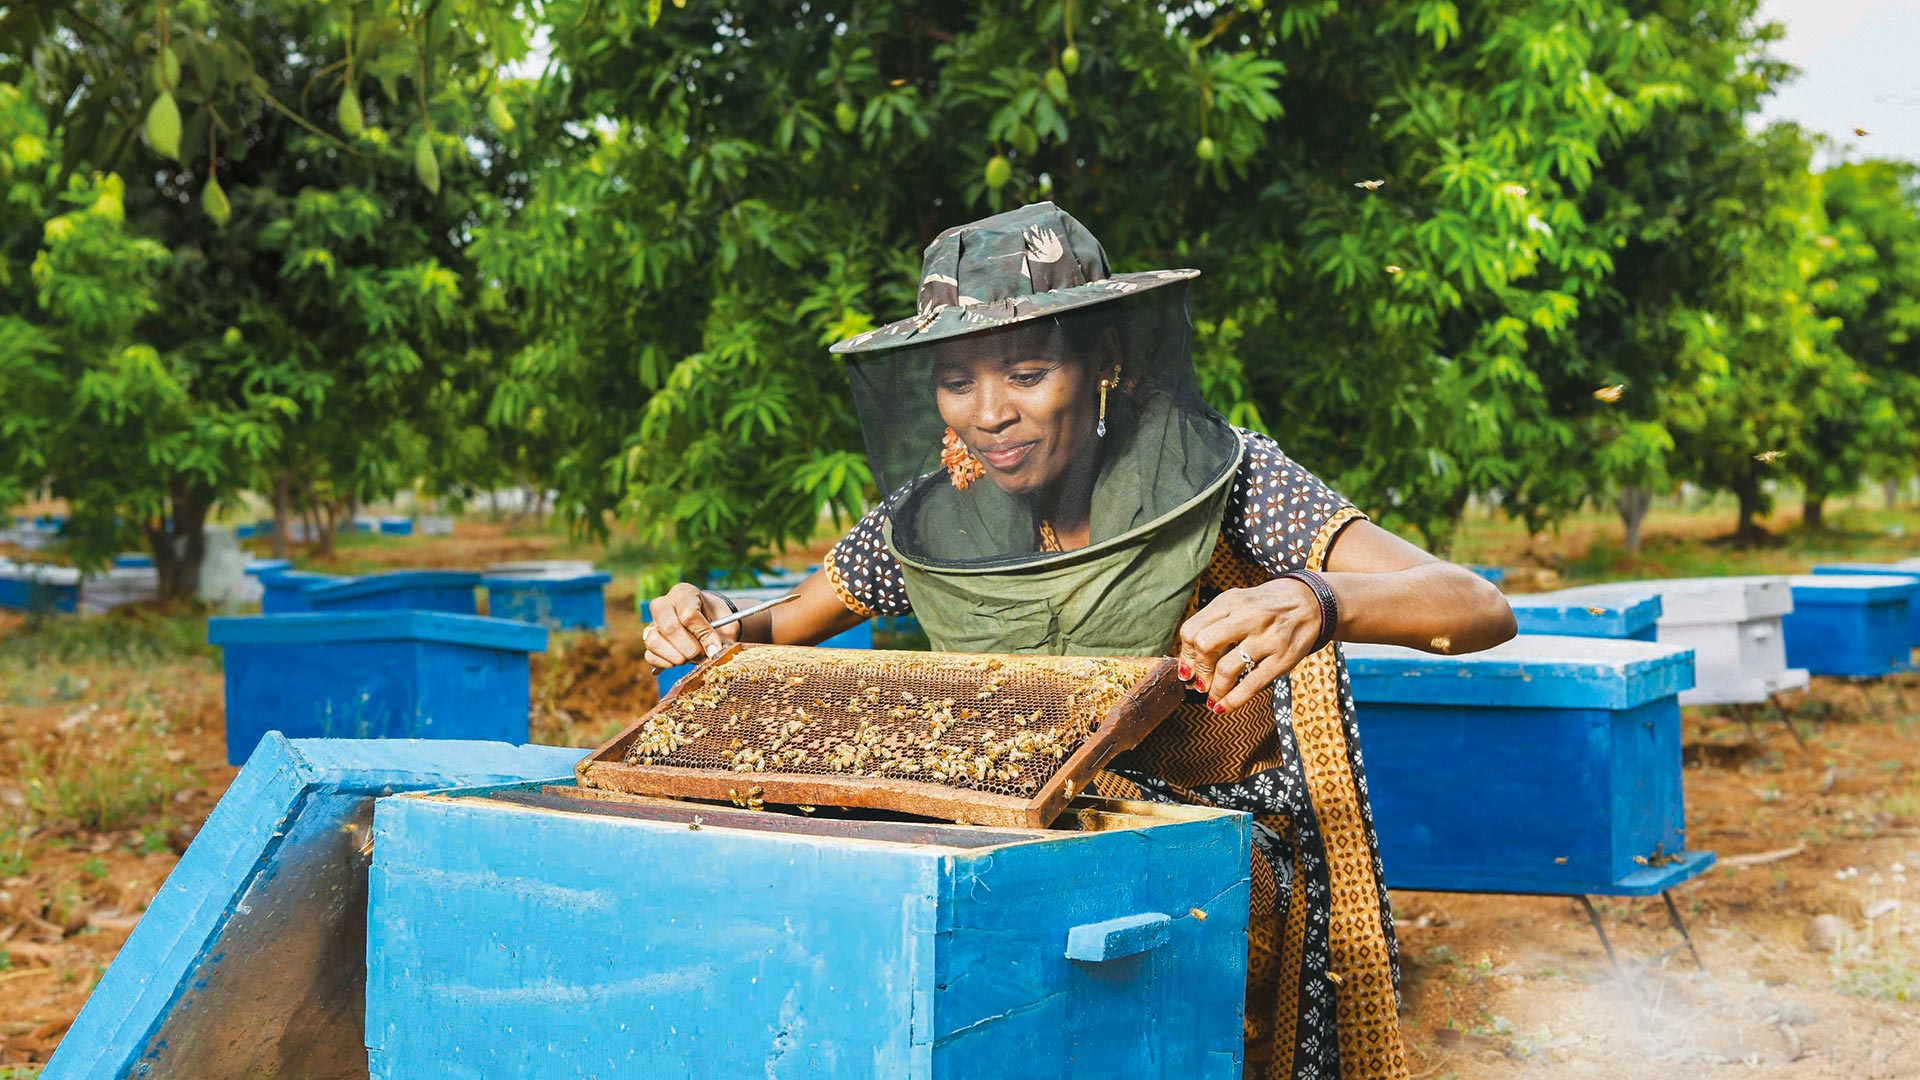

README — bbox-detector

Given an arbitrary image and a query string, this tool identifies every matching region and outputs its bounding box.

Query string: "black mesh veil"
[841,282,1240,570]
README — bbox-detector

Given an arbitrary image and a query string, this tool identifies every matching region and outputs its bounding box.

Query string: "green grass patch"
[0,610,214,669]
[18,716,195,833]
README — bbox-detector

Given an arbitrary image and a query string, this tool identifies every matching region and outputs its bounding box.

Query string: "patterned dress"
[825,430,1410,1079]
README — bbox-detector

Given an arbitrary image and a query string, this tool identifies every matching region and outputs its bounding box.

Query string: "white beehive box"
[1527,577,1808,706]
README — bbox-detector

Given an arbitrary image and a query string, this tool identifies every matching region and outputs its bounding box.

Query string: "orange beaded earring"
[941,427,987,490]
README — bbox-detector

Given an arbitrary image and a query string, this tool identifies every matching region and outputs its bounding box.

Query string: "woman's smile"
[976,440,1038,470]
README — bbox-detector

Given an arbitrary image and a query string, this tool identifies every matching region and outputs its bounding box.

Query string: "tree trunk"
[1802,492,1825,530]
[1614,486,1652,555]
[270,473,291,560]
[1733,469,1767,546]
[147,481,211,601]
[1887,478,1902,510]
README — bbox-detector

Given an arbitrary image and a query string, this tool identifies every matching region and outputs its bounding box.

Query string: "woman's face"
[933,346,1104,496]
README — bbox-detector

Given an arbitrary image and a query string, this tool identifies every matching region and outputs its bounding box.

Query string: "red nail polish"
[1178,662,1192,680]
[1193,680,1207,694]
[1210,700,1226,715]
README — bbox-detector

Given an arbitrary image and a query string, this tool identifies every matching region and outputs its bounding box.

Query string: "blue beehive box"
[209,611,547,764]
[304,570,480,615]
[378,515,414,536]
[113,552,155,569]
[1812,563,1920,648]
[1347,635,1713,896]
[42,736,586,1080]
[1783,574,1918,677]
[483,571,612,631]
[645,584,874,695]
[0,562,81,613]
[257,568,348,614]
[1470,564,1506,586]
[1509,589,1663,641]
[244,557,293,579]
[366,783,1250,1079]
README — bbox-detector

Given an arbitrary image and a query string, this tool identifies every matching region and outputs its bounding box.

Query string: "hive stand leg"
[1730,703,1762,743]
[1659,890,1706,971]
[1777,708,1810,752]
[1577,895,1626,982]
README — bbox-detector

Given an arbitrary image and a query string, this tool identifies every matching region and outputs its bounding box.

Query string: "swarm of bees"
[622,646,1150,798]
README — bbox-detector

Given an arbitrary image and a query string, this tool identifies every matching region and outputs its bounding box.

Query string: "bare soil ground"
[1,511,1916,1074]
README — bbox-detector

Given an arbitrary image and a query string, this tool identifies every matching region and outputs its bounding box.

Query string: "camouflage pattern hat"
[829,201,1200,355]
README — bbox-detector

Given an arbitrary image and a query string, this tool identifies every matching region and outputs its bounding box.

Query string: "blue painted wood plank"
[1357,695,1711,896]
[1784,574,1917,677]
[1508,591,1663,641]
[304,571,481,615]
[367,794,942,1079]
[365,790,1248,1080]
[42,736,586,1080]
[483,572,612,631]
[257,570,348,614]
[1813,563,1920,647]
[1344,636,1695,710]
[211,613,546,764]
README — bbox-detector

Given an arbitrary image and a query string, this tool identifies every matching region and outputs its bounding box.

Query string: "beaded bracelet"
[1277,569,1339,654]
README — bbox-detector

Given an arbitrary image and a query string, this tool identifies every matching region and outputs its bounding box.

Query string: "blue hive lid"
[209,610,547,653]
[482,571,612,589]
[1507,590,1662,638]
[1812,562,1920,581]
[302,570,481,603]
[1789,574,1920,604]
[1345,635,1695,710]
[243,558,293,576]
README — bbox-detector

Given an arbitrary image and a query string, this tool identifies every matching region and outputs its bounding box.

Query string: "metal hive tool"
[576,643,1185,828]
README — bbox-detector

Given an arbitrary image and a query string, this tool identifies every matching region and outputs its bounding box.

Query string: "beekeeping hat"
[832,202,1240,576]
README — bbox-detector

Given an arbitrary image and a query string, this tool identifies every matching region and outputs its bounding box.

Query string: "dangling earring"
[1097,364,1123,437]
[941,427,986,490]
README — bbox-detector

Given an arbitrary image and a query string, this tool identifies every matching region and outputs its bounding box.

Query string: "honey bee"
[1189,907,1209,921]
[1354,179,1386,191]
[1854,126,1870,137]
[689,816,704,831]
[1429,635,1452,652]
[1325,971,1344,986]
[1502,184,1528,197]
[1585,607,1608,616]
[1554,856,1567,864]
[1592,384,1625,403]
[1384,265,1403,275]
[1754,450,1784,464]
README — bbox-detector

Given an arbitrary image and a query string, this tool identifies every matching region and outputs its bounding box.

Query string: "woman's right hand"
[642,583,738,670]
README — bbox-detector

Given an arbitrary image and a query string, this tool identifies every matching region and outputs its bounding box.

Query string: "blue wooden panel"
[259,570,347,614]
[1470,565,1505,586]
[365,790,1248,1080]
[1344,636,1695,711]
[41,736,586,1080]
[0,574,79,613]
[211,613,546,764]
[484,572,612,631]
[1784,575,1917,677]
[367,794,941,1079]
[114,553,155,569]
[1811,564,1920,648]
[244,557,293,578]
[1509,592,1663,641]
[377,516,414,536]
[1358,697,1713,896]
[305,570,481,615]
[937,814,1248,1080]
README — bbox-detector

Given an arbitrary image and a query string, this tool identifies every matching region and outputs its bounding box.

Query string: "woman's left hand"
[1176,578,1326,714]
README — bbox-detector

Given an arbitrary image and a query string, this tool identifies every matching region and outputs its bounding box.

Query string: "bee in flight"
[1593,384,1625,403]
[1754,450,1785,464]
[1354,179,1386,191]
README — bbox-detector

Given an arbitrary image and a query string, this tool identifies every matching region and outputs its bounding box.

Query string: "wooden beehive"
[576,643,1184,828]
